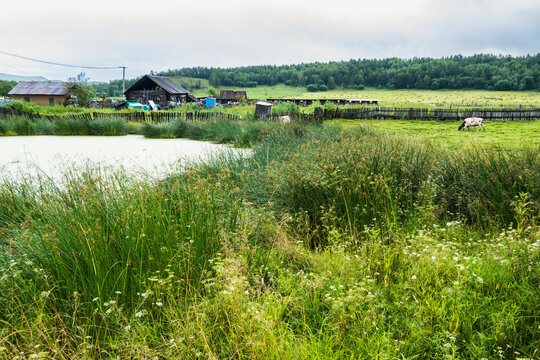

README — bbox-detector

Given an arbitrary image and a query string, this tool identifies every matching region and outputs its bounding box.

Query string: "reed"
[0,122,538,358]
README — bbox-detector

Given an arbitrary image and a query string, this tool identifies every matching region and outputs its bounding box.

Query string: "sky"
[1,0,539,82]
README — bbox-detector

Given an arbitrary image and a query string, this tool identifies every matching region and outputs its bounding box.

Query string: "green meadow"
[179,77,540,107]
[0,119,538,358]
[335,119,540,149]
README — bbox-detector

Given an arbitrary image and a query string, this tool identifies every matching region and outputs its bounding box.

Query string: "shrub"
[306,84,319,92]
[271,102,300,115]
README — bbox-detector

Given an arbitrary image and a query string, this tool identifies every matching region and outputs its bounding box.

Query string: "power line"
[0,50,124,70]
[0,50,128,99]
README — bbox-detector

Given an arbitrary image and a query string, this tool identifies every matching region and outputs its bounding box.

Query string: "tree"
[0,80,16,96]
[66,72,94,107]
[208,86,219,97]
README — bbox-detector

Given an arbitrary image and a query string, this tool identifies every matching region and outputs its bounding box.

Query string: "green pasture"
[335,119,540,149]
[178,77,540,106]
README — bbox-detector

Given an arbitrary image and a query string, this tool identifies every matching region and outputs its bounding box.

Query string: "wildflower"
[115,291,121,294]
[40,291,51,298]
[124,325,131,331]
[135,310,147,318]
[476,276,484,284]
[155,302,163,307]
[244,290,249,295]
[411,275,417,280]
[92,297,99,302]
[431,256,436,261]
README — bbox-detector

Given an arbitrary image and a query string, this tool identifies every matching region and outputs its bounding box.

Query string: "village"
[3,73,379,114]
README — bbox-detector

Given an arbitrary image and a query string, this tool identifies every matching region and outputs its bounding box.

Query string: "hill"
[0,73,48,82]
[158,54,540,92]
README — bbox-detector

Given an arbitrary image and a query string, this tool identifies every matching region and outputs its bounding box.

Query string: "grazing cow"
[280,115,291,124]
[458,117,485,131]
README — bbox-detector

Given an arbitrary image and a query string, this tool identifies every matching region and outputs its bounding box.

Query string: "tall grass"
[0,168,242,346]
[0,123,538,358]
[0,116,127,136]
[141,119,296,147]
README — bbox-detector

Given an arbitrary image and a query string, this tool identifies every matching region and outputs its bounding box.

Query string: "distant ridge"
[0,73,48,82]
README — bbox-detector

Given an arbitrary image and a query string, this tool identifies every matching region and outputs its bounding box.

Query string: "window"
[49,97,54,105]
[24,97,30,102]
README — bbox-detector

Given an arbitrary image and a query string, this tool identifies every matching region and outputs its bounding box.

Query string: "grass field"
[177,77,540,107]
[335,119,540,149]
[0,121,539,358]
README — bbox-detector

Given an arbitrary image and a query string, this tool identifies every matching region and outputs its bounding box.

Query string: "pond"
[0,135,248,184]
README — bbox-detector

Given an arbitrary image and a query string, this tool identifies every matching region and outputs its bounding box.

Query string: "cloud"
[1,0,538,81]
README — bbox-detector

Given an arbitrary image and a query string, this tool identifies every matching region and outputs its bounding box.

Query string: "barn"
[219,90,247,105]
[8,81,68,105]
[124,75,196,108]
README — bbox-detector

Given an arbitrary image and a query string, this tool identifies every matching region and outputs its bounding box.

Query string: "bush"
[271,102,300,115]
[318,84,328,92]
[306,84,319,92]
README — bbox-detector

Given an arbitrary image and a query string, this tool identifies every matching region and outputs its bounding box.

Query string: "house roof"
[125,75,190,95]
[8,81,67,96]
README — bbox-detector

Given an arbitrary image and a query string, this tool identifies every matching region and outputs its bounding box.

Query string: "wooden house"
[124,75,196,108]
[8,81,68,105]
[219,90,247,104]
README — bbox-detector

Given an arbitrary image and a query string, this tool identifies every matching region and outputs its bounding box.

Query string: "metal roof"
[125,75,190,95]
[8,81,67,96]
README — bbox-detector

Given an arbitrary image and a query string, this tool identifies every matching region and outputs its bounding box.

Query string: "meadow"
[0,119,538,359]
[336,119,540,149]
[180,77,540,107]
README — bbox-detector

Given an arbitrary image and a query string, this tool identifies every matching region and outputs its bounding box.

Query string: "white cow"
[458,117,485,131]
[280,115,291,124]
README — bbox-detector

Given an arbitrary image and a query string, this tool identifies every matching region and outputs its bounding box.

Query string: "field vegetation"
[0,119,538,358]
[336,119,540,149]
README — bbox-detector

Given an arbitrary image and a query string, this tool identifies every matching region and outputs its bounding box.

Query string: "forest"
[158,54,540,91]
[4,55,538,98]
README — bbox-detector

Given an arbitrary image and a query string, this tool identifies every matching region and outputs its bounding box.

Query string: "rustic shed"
[255,101,272,118]
[124,75,196,108]
[8,81,68,105]
[219,90,247,104]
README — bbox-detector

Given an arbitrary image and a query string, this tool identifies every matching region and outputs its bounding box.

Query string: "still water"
[0,135,247,183]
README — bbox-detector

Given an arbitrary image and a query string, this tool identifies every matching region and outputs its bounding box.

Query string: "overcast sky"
[1,0,539,82]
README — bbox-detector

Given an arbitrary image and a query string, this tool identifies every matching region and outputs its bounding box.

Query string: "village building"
[8,81,68,105]
[124,75,196,108]
[219,90,247,105]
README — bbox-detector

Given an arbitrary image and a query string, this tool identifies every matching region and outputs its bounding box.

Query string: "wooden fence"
[1,106,539,123]
[321,107,540,121]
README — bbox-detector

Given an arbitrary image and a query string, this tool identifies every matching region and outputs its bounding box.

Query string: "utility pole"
[121,66,127,100]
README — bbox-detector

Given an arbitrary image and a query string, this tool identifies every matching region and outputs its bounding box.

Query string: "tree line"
[0,80,17,97]
[157,54,539,92]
